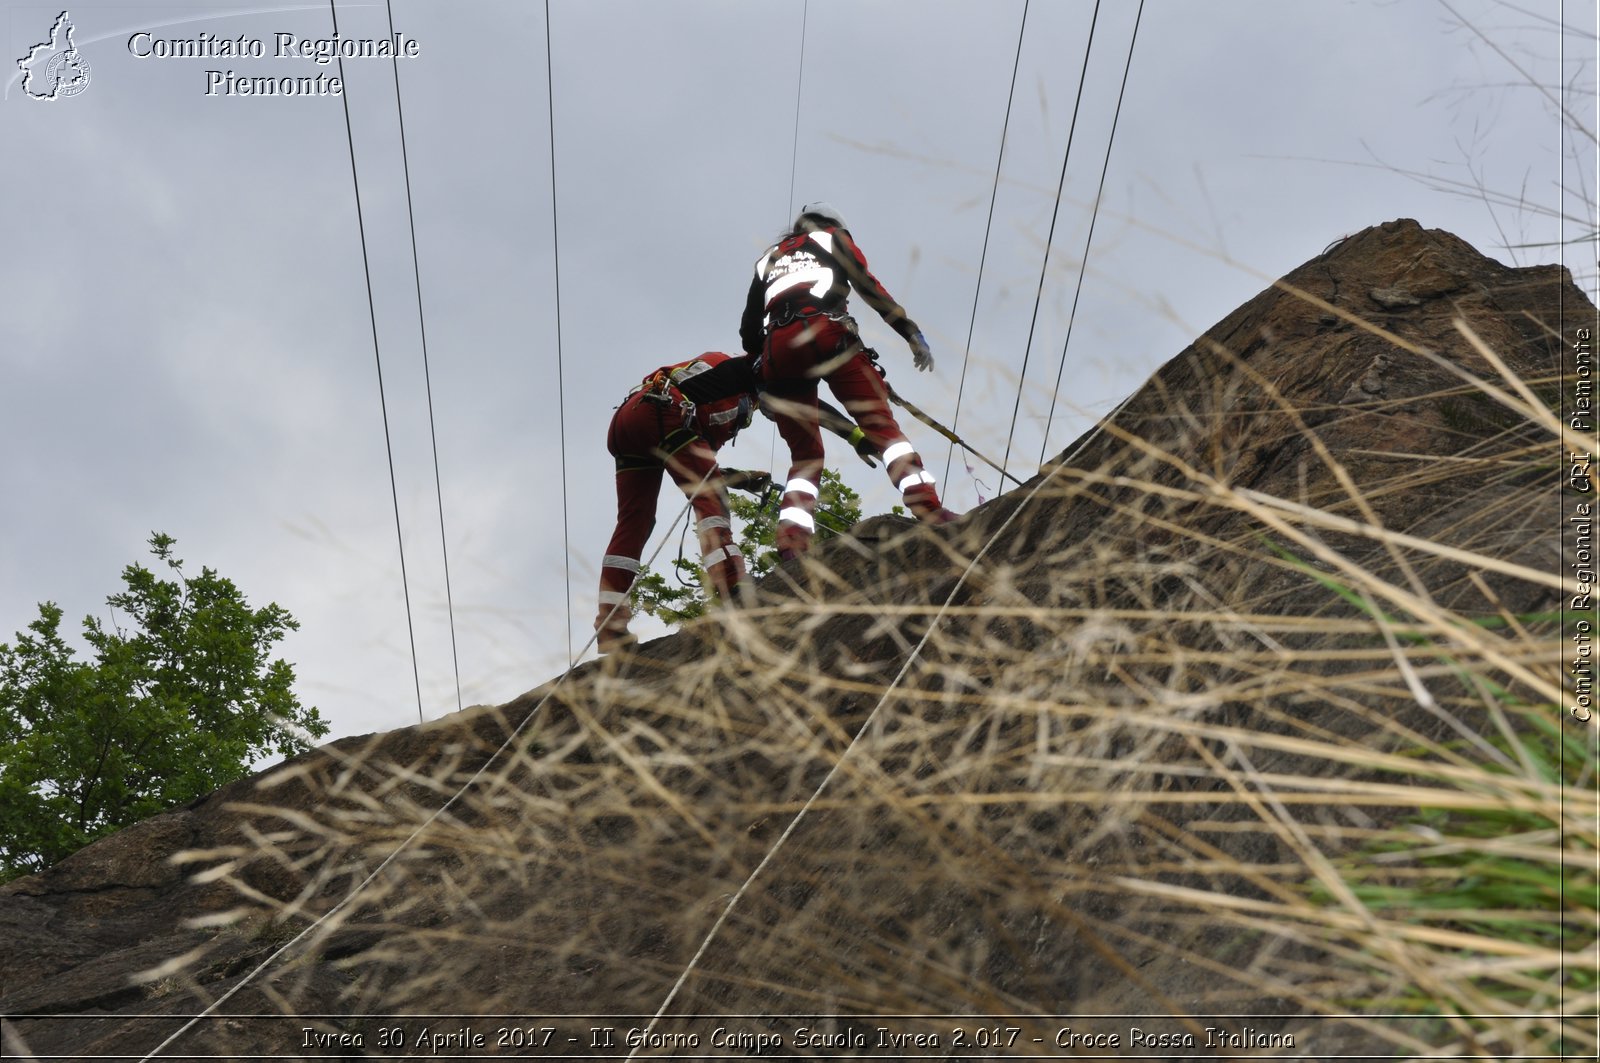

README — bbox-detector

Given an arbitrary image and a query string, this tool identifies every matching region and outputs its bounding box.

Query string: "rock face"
[2,220,1588,1061]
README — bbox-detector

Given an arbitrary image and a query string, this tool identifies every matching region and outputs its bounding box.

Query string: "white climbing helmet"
[795,201,847,231]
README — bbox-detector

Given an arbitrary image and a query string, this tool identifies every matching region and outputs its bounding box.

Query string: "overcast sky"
[2,0,1593,746]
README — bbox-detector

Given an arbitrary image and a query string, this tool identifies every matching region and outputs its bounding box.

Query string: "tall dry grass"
[113,265,1595,1063]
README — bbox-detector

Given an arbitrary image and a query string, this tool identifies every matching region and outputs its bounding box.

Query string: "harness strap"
[767,302,859,329]
[660,426,699,456]
[614,423,708,469]
[615,453,659,473]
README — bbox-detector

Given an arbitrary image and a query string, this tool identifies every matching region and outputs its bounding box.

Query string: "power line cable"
[999,0,1103,481]
[328,0,425,726]
[385,0,462,715]
[786,0,808,221]
[1038,0,1146,466]
[770,0,809,479]
[545,0,574,664]
[942,0,1030,489]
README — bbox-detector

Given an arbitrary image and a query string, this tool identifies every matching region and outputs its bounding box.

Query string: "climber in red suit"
[596,352,760,654]
[741,202,956,560]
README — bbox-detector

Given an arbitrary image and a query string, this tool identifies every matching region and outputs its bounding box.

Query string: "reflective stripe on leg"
[779,507,816,531]
[702,543,743,567]
[881,440,915,466]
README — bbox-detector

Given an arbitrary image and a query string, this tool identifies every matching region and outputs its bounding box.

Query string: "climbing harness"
[767,303,857,332]
[617,359,756,474]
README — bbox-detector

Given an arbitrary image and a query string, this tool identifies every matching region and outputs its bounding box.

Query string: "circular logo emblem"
[44,50,91,97]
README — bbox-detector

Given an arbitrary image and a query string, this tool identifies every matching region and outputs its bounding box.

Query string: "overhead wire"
[545,0,575,664]
[384,0,462,715]
[999,0,1103,481]
[942,0,1030,490]
[770,0,810,487]
[786,0,808,222]
[327,0,425,726]
[1038,0,1146,465]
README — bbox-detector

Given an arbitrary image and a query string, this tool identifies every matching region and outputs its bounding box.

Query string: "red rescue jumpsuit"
[596,353,753,651]
[740,223,953,559]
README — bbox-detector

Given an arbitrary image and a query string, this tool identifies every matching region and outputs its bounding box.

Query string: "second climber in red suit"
[595,350,869,653]
[741,202,956,561]
[596,352,757,653]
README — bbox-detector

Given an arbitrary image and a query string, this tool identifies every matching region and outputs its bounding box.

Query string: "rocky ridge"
[1,219,1589,1061]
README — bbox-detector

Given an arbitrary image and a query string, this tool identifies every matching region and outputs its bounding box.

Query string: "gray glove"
[909,329,934,372]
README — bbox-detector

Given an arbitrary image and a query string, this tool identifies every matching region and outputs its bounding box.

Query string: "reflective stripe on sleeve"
[898,470,937,493]
[784,477,820,498]
[602,554,642,573]
[598,590,629,606]
[779,507,816,531]
[696,515,730,534]
[882,441,915,466]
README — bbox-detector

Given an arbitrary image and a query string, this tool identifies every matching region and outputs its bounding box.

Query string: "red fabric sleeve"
[833,229,920,343]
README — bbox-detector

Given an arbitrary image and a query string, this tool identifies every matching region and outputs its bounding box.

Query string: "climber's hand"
[909,330,934,373]
[723,468,772,495]
[846,427,878,468]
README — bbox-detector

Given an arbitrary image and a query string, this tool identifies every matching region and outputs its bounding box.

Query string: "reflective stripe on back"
[765,266,833,305]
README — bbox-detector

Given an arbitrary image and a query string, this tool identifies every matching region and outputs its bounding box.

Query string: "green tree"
[631,468,864,624]
[0,533,328,881]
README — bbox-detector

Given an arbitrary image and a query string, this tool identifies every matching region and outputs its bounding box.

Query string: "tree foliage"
[631,468,864,625]
[0,533,327,881]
